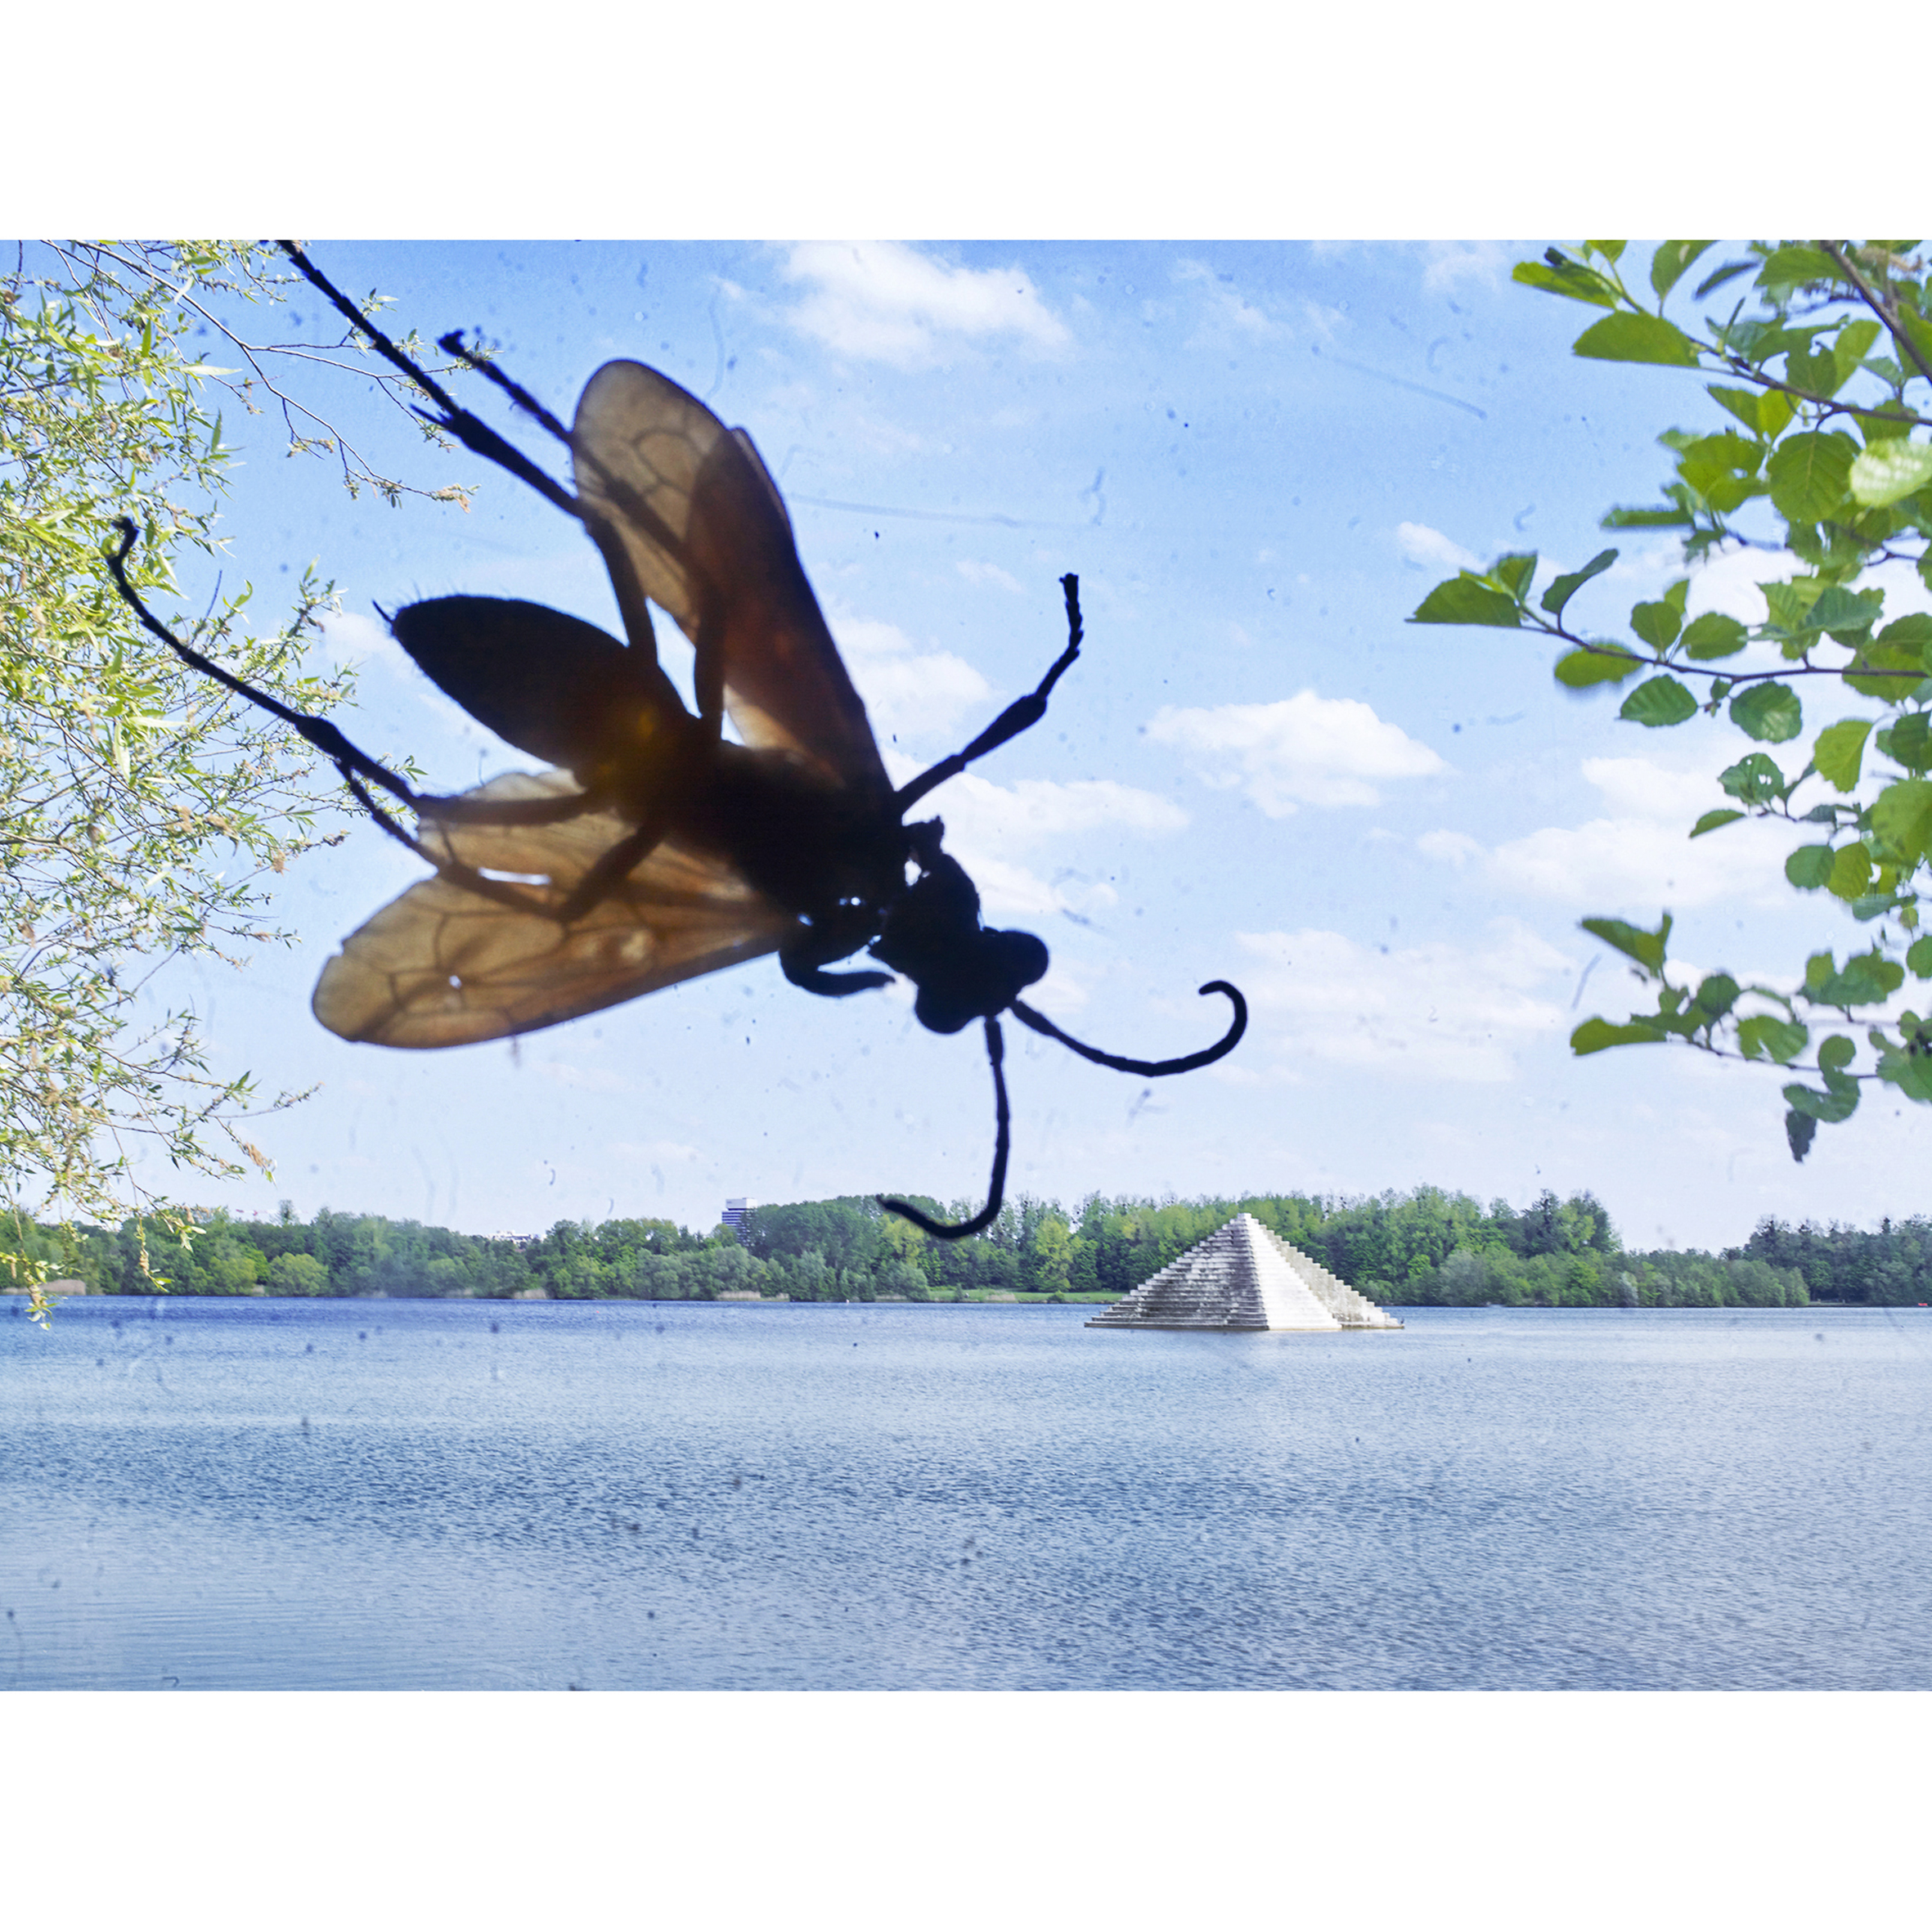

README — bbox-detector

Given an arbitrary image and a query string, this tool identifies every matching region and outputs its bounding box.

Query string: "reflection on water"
[3,1296,1929,1690]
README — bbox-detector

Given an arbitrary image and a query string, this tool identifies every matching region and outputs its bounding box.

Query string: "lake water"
[3,1295,1928,1691]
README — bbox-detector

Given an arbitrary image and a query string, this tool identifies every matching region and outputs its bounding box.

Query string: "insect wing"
[570,361,888,798]
[312,772,793,1046]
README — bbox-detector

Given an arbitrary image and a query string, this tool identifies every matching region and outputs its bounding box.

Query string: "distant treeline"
[1725,1216,1932,1305]
[1,1184,1857,1308]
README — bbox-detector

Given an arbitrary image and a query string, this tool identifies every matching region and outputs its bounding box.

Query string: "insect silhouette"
[106,243,1246,1238]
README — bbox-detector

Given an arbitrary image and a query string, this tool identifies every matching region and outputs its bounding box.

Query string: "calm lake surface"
[4,1295,1928,1690]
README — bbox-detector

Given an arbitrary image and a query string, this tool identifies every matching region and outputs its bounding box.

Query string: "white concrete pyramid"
[1085,1212,1403,1332]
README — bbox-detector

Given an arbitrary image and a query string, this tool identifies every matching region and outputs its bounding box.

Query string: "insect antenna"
[276,241,579,520]
[894,574,1085,815]
[438,330,573,448]
[1009,980,1248,1076]
[878,1017,1011,1240]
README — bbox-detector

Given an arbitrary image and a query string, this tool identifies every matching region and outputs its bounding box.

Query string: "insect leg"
[549,821,672,926]
[1009,980,1248,1075]
[893,574,1084,815]
[780,945,893,999]
[416,789,609,827]
[325,771,550,915]
[878,1016,1010,1241]
[109,523,604,917]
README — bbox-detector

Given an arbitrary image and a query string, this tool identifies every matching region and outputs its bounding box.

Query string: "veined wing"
[312,772,794,1047]
[569,361,888,799]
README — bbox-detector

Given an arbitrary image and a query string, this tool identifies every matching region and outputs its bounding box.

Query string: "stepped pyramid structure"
[1086,1213,1402,1332]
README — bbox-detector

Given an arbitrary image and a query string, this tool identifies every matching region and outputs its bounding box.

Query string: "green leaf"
[1766,431,1858,524]
[1834,318,1882,383]
[1739,1015,1808,1063]
[1554,645,1643,688]
[1845,634,1929,703]
[1512,258,1621,308]
[1540,548,1617,617]
[1410,574,1523,627]
[1908,936,1932,978]
[1812,951,1904,1007]
[1786,844,1836,888]
[1570,1017,1667,1054]
[1783,1081,1858,1124]
[1602,505,1695,528]
[1729,682,1803,743]
[1813,717,1873,792]
[1719,753,1788,804]
[1758,245,1840,299]
[1757,390,1795,439]
[1694,259,1755,300]
[1880,614,1932,655]
[1827,842,1874,901]
[1691,808,1745,838]
[1585,241,1626,264]
[1677,433,1764,514]
[1879,1039,1932,1103]
[1581,912,1671,973]
[1574,312,1702,368]
[1629,600,1683,649]
[1807,585,1885,645]
[1620,676,1697,727]
[1855,406,1915,443]
[1849,440,1932,509]
[1694,973,1740,1019]
[1787,339,1848,399]
[1759,577,1824,639]
[1489,552,1538,598]
[1871,779,1932,867]
[1786,1108,1818,1161]
[1817,1033,1857,1074]
[1680,612,1746,661]
[1705,386,1759,432]
[1878,714,1932,773]
[1651,241,1715,299]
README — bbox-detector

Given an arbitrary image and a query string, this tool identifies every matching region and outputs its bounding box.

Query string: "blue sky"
[139,238,1930,1251]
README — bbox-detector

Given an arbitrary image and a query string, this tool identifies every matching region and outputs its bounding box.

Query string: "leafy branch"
[1412,240,1932,1161]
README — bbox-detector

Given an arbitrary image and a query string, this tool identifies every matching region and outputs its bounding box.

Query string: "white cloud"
[1148,692,1447,815]
[1421,243,1509,294]
[934,772,1188,848]
[832,614,994,744]
[1396,523,1482,572]
[1421,752,1795,912]
[1173,259,1277,340]
[782,242,1071,369]
[1231,920,1575,1083]
[955,559,1026,595]
[1418,829,1483,868]
[882,757,1186,919]
[1300,300,1348,341]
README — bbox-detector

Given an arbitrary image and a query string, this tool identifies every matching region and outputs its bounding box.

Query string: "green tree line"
[0,1184,1858,1310]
